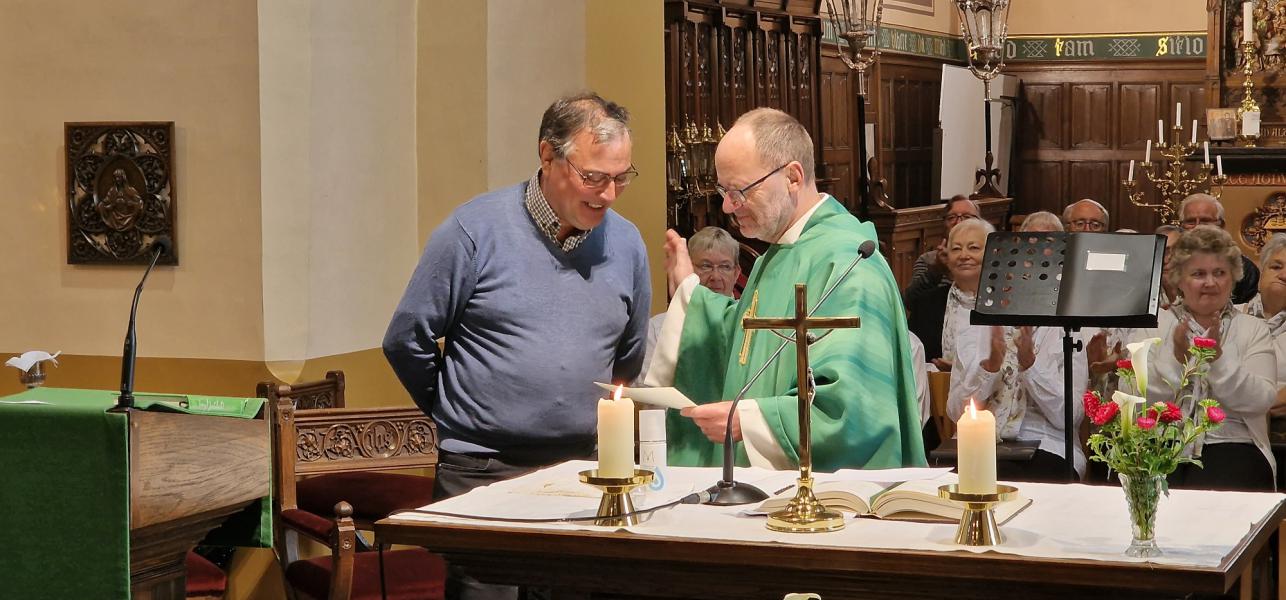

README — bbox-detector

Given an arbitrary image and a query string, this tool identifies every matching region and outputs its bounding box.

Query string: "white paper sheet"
[594,382,696,410]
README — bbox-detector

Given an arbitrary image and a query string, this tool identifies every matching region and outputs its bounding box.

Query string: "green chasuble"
[667,196,926,471]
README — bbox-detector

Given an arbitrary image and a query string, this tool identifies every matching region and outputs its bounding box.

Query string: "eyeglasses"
[1068,219,1107,231]
[1180,217,1223,229]
[695,262,736,275]
[715,163,789,207]
[945,213,977,225]
[564,156,638,189]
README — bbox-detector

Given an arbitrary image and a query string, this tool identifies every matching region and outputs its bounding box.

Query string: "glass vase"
[1118,473,1164,558]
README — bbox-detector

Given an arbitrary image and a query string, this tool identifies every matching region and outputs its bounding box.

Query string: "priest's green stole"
[668,197,927,472]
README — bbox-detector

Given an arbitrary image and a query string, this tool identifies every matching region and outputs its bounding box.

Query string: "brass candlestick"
[1238,40,1261,148]
[579,469,654,527]
[1121,122,1228,226]
[938,483,1019,546]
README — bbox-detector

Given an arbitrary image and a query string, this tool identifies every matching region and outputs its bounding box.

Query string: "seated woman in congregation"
[1139,226,1276,491]
[934,218,993,372]
[1238,234,1286,420]
[942,218,1087,482]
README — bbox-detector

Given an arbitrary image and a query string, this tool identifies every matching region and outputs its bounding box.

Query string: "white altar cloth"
[390,460,1284,568]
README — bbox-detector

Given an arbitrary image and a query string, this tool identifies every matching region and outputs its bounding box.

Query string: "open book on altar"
[753,476,1032,524]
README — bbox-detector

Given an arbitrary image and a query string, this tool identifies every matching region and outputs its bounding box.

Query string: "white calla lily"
[1124,337,1161,395]
[1112,390,1147,430]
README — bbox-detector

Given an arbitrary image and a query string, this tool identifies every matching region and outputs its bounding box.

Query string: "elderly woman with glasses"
[944,217,1087,482]
[1237,234,1286,422]
[1133,226,1277,491]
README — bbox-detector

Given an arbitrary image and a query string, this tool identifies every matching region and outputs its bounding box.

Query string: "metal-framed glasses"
[945,212,977,225]
[715,163,789,207]
[1068,219,1107,232]
[564,156,638,189]
[695,262,736,275]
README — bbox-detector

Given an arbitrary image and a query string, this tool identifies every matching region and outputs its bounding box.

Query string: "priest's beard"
[731,195,797,243]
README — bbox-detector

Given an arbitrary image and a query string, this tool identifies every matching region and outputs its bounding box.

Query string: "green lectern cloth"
[0,387,270,599]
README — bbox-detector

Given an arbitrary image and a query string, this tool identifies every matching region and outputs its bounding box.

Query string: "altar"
[376,461,1286,599]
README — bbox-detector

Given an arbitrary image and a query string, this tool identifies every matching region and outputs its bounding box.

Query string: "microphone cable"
[385,487,713,525]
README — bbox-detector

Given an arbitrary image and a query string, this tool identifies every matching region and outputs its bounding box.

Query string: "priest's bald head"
[714,108,820,243]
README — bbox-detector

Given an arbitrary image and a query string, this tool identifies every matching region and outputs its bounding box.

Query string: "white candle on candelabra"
[1158,120,1165,144]
[1204,141,1210,165]
[1217,154,1225,177]
[597,385,636,478]
[1191,120,1198,144]
[1145,139,1152,163]
[1246,2,1256,43]
[957,399,997,494]
[1128,160,1135,182]
[1176,102,1182,124]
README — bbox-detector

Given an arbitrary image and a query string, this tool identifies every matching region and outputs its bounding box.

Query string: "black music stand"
[971,231,1164,481]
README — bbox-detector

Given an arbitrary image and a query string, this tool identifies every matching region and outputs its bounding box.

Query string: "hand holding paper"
[594,382,695,410]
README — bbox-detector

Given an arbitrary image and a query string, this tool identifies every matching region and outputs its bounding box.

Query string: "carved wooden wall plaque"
[65,122,176,265]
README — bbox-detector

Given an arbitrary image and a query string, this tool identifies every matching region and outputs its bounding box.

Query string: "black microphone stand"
[116,240,168,410]
[705,240,877,505]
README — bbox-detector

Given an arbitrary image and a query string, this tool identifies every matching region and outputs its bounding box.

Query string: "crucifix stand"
[744,283,862,533]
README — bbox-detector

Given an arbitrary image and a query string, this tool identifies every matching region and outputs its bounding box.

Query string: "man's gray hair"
[1156,224,1183,236]
[1179,193,1225,221]
[1020,211,1063,232]
[1261,233,1286,265]
[947,216,996,245]
[539,91,631,158]
[688,226,740,263]
[1062,198,1110,227]
[732,108,816,183]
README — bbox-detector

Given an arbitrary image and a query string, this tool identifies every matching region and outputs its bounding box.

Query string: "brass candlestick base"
[938,484,1020,546]
[1237,133,1259,148]
[766,476,845,533]
[579,469,654,527]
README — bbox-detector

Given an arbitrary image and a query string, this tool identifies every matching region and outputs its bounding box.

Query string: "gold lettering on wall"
[1227,173,1286,186]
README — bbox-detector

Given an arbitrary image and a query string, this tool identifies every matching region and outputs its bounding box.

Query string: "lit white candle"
[1158,119,1165,144]
[1246,2,1256,43]
[1191,120,1198,144]
[957,399,997,494]
[1128,160,1135,182]
[1217,154,1225,177]
[597,385,636,478]
[1204,141,1210,165]
[1145,139,1152,163]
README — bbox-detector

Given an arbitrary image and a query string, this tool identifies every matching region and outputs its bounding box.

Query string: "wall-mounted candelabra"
[1121,114,1229,226]
[1237,39,1262,147]
[666,120,724,229]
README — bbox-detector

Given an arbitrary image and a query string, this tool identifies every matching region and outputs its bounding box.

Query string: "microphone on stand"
[116,236,172,410]
[704,239,878,505]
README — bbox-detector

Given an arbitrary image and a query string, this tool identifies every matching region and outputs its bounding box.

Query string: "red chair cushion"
[297,472,435,522]
[184,551,227,596]
[281,508,336,542]
[286,548,446,600]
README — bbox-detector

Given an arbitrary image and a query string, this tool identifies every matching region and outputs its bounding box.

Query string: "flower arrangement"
[1082,335,1225,558]
[1084,337,1225,478]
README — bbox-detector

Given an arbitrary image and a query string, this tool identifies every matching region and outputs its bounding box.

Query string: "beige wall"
[883,0,957,34]
[1008,0,1208,35]
[0,0,264,360]
[587,0,668,313]
[487,0,587,188]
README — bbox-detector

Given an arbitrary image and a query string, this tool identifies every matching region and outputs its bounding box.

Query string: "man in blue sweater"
[384,92,651,499]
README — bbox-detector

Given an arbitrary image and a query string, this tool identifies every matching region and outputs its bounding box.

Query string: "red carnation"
[1136,416,1157,430]
[1206,405,1226,424]
[1092,401,1119,426]
[1193,337,1217,349]
[1083,390,1101,416]
[1159,402,1183,423]
[1116,359,1133,370]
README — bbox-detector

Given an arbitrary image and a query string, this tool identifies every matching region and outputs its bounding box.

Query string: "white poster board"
[938,65,1016,200]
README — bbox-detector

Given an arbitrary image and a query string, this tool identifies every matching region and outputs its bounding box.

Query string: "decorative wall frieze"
[1006,33,1207,62]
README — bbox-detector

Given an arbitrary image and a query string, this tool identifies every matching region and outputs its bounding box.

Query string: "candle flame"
[613,385,623,402]
[968,398,977,419]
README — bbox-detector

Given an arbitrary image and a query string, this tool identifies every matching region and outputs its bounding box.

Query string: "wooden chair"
[258,373,437,538]
[271,397,446,600]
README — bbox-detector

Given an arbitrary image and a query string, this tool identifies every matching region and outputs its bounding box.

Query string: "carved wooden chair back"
[257,370,345,411]
[270,398,444,599]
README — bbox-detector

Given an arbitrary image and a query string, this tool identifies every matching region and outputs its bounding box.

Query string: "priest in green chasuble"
[646,108,925,472]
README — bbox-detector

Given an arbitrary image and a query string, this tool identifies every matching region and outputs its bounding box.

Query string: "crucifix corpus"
[744,283,861,533]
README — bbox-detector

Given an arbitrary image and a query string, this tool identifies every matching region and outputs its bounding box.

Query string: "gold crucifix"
[743,283,861,533]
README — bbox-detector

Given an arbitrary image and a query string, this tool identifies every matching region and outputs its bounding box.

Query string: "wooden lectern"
[127,408,270,599]
[0,388,270,599]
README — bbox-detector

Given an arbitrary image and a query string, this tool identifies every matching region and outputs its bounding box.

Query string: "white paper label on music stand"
[1085,251,1127,272]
